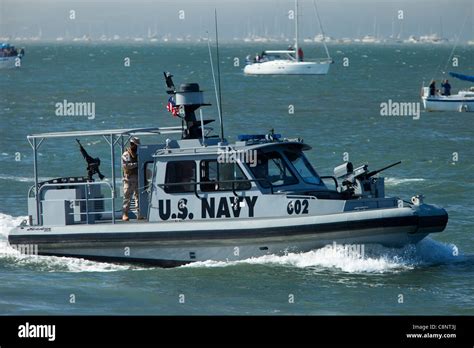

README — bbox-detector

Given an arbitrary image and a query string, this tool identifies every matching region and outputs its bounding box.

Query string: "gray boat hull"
[8,206,448,267]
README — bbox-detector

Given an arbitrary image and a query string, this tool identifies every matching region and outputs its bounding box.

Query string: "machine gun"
[334,161,401,198]
[76,139,105,181]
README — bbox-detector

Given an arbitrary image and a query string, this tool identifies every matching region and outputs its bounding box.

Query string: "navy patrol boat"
[8,73,448,266]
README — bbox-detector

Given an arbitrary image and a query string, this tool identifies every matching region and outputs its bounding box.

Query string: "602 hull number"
[287,199,309,215]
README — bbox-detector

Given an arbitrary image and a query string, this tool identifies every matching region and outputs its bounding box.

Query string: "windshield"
[284,151,322,185]
[249,151,298,188]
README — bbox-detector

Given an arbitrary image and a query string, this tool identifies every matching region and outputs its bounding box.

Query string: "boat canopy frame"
[27,126,183,225]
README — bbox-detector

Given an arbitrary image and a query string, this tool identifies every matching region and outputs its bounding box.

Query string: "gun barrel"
[367,161,401,177]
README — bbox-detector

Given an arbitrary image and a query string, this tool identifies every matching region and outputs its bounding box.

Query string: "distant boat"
[419,34,447,44]
[361,35,380,44]
[361,17,381,44]
[0,43,24,69]
[313,33,332,43]
[421,73,474,112]
[404,35,419,44]
[244,0,332,75]
[72,35,91,42]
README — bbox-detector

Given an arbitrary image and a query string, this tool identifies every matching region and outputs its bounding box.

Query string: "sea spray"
[0,213,136,272]
[182,238,463,274]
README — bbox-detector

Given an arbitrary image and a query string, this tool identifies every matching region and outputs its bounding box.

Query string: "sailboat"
[420,14,474,112]
[421,72,474,112]
[244,0,332,75]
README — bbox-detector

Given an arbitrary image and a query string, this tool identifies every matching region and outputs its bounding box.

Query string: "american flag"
[166,97,179,117]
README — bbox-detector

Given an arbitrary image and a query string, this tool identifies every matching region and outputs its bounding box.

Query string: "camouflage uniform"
[122,148,139,216]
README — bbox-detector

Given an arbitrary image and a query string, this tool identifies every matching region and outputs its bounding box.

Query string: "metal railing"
[320,175,339,190]
[36,181,115,225]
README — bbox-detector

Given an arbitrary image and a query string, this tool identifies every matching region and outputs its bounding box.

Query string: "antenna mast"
[295,0,299,61]
[215,9,224,140]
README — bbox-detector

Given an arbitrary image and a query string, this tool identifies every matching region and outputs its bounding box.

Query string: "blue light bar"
[238,134,282,141]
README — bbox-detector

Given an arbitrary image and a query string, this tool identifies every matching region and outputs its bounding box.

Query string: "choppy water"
[0,42,473,314]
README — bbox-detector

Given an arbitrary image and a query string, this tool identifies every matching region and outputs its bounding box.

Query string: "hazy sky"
[1,0,473,40]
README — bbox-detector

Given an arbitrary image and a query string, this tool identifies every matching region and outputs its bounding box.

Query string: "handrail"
[37,181,116,225]
[286,194,317,200]
[320,175,339,189]
[37,180,113,196]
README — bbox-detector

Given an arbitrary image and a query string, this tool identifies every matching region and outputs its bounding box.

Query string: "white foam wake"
[385,177,425,186]
[0,213,134,272]
[183,238,462,274]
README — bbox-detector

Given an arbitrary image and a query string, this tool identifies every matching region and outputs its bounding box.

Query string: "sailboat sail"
[449,72,474,83]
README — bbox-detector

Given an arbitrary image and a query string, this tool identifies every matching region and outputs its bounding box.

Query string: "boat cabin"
[25,74,390,228]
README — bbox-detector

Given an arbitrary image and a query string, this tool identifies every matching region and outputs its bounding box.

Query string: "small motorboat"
[8,73,448,267]
[0,43,24,69]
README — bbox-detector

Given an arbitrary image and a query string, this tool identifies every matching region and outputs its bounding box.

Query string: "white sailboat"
[244,0,332,75]
[420,19,474,112]
[421,73,474,112]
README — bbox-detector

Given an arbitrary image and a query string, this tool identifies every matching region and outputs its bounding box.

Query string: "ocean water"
[0,42,473,314]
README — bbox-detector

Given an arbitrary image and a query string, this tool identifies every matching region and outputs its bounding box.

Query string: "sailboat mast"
[295,0,299,61]
[312,0,331,60]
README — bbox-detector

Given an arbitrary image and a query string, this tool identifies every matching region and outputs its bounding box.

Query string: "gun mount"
[333,161,401,198]
[76,139,105,181]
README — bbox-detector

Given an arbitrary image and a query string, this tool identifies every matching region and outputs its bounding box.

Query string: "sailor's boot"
[136,209,145,220]
[122,212,129,221]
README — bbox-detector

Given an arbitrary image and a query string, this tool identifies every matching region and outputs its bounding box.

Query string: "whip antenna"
[206,34,223,141]
[215,9,224,140]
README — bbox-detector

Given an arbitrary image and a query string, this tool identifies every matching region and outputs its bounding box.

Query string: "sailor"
[298,47,304,62]
[441,79,451,96]
[429,80,436,96]
[122,137,142,221]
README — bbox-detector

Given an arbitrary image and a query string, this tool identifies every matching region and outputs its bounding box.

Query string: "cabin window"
[249,151,298,188]
[200,160,251,192]
[284,151,322,185]
[164,161,196,193]
[144,161,154,190]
